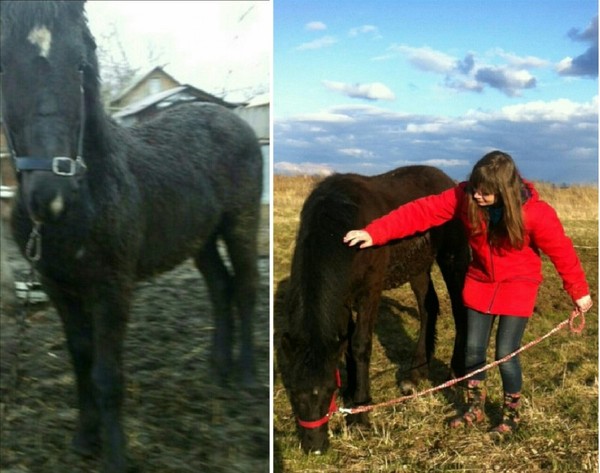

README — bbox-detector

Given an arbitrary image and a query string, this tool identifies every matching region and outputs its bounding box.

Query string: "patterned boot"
[489,392,521,439]
[448,380,486,428]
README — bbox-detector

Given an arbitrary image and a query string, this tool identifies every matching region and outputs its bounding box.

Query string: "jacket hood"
[522,179,539,206]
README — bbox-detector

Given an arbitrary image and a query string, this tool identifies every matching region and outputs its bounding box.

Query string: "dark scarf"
[487,185,531,227]
[488,206,503,226]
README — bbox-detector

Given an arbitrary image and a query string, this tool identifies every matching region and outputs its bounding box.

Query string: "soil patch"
[0,204,270,473]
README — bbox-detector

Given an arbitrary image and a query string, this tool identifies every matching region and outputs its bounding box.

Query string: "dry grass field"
[273,174,598,473]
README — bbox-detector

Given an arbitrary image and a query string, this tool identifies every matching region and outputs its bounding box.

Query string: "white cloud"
[385,43,553,97]
[405,117,479,134]
[306,21,327,31]
[349,25,380,38]
[395,158,469,167]
[390,44,456,73]
[556,57,574,75]
[557,16,598,78]
[296,35,337,51]
[474,97,599,122]
[474,67,536,97]
[281,138,312,148]
[275,98,598,183]
[274,161,334,176]
[569,147,596,160]
[339,148,375,158]
[421,159,469,167]
[406,123,444,133]
[294,111,355,123]
[492,49,549,69]
[322,80,396,101]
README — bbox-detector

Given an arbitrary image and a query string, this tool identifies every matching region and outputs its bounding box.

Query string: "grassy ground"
[0,203,271,473]
[273,175,598,472]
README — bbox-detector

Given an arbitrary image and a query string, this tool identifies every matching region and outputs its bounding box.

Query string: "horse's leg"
[221,213,260,387]
[89,282,131,473]
[343,306,357,403]
[348,292,380,425]
[403,271,439,393]
[436,239,469,378]
[44,282,100,457]
[194,236,235,385]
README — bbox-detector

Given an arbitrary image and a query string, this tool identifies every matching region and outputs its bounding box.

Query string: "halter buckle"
[52,157,78,176]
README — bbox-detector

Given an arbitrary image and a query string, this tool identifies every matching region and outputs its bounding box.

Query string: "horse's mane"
[287,174,367,372]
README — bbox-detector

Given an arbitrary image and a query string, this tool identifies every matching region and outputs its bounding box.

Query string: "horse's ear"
[65,1,86,17]
[59,1,86,27]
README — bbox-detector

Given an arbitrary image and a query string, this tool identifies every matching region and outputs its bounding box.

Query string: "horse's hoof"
[209,362,232,387]
[102,459,127,473]
[400,379,417,395]
[346,411,370,427]
[72,432,100,458]
[216,375,230,388]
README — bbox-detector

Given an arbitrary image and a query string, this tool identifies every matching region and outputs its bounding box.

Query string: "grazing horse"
[281,166,469,454]
[1,1,262,471]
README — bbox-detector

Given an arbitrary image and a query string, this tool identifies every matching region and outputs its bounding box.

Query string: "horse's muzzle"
[299,424,330,454]
[21,171,78,223]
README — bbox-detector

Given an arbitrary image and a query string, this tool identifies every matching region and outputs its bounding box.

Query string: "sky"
[273,0,598,184]
[85,1,271,102]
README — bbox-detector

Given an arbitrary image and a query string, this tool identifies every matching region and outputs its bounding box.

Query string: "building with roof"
[110,66,238,126]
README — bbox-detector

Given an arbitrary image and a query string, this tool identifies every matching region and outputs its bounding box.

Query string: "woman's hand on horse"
[343,230,373,249]
[575,294,593,313]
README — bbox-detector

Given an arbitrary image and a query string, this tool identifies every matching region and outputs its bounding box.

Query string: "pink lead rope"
[338,309,586,416]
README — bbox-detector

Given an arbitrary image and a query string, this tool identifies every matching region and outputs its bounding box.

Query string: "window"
[148,77,161,95]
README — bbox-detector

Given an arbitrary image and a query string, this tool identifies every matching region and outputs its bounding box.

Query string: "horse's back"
[310,166,454,227]
[292,165,457,284]
[367,165,455,211]
[124,102,263,277]
[130,102,262,202]
[309,166,458,289]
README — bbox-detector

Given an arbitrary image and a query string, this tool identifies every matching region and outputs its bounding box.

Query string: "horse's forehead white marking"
[27,26,52,58]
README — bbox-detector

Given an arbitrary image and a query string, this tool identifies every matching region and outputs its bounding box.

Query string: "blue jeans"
[465,309,529,393]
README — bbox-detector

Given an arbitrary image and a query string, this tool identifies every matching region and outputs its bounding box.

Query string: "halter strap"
[297,369,341,429]
[15,156,87,176]
[1,70,87,177]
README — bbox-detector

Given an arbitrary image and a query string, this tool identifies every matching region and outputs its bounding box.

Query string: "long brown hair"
[467,151,526,248]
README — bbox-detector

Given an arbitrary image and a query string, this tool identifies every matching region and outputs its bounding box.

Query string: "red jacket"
[365,181,589,317]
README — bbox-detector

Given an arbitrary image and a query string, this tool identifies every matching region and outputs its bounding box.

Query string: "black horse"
[1,2,262,471]
[281,166,469,454]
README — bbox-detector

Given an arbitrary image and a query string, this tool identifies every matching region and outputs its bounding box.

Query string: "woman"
[343,151,592,437]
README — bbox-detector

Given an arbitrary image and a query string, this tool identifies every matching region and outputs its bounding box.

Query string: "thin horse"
[1,2,262,471]
[281,166,469,454]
